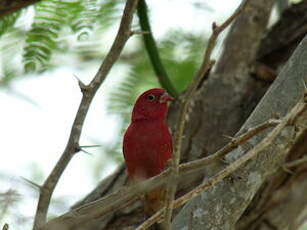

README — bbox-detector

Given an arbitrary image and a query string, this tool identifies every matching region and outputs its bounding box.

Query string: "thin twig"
[175,105,304,208]
[20,177,41,190]
[179,119,281,174]
[136,209,162,230]
[284,155,307,168]
[79,144,101,148]
[137,0,178,96]
[138,101,306,230]
[163,1,251,228]
[32,0,140,229]
[41,116,278,229]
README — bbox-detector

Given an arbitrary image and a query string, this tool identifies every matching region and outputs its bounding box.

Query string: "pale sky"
[0,0,240,228]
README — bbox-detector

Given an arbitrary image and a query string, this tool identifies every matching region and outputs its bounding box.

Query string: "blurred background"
[0,0,302,229]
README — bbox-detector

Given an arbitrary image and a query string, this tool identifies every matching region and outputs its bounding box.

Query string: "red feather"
[123,88,173,181]
[123,88,173,225]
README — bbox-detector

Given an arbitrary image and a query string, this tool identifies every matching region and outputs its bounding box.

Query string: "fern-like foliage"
[0,11,21,38]
[23,0,104,72]
[23,0,67,72]
[1,0,123,82]
[97,0,122,30]
[0,29,25,87]
[70,0,100,41]
[108,74,139,117]
[108,31,207,112]
[158,31,206,91]
[130,30,206,93]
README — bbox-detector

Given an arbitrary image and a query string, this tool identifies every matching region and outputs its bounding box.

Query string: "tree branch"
[192,0,274,157]
[40,116,279,230]
[137,0,178,96]
[163,0,251,228]
[179,118,280,174]
[284,155,307,168]
[138,100,306,229]
[66,1,275,227]
[173,33,307,230]
[32,0,140,229]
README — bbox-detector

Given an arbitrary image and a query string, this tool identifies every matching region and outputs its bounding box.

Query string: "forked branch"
[138,100,306,230]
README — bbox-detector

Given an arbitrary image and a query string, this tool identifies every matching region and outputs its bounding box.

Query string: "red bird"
[123,88,173,216]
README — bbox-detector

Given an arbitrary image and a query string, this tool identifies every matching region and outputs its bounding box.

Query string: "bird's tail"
[144,187,167,230]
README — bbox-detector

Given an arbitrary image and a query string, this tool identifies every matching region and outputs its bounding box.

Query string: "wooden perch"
[40,116,293,230]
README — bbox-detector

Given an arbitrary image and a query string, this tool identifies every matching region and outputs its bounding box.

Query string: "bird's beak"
[159,92,174,103]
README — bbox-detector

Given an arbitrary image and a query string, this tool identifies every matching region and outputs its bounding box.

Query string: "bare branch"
[41,115,280,230]
[32,0,140,229]
[172,32,307,229]
[176,103,305,209]
[163,0,251,228]
[284,155,307,168]
[138,101,306,229]
[42,172,169,230]
[179,119,281,175]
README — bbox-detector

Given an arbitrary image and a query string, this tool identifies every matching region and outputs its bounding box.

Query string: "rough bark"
[180,0,274,158]
[237,136,307,230]
[172,33,307,230]
[255,0,307,81]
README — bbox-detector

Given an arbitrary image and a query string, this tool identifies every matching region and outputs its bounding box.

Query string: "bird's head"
[132,88,174,121]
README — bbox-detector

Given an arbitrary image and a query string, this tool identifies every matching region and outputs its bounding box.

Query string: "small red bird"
[123,88,173,217]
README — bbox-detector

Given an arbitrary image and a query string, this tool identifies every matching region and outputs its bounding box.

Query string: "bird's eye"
[147,94,155,101]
